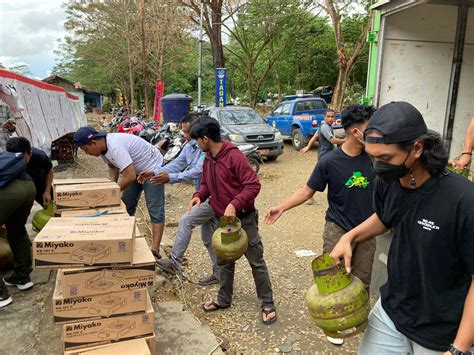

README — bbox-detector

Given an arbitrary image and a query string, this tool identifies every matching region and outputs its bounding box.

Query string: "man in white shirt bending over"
[74,126,165,258]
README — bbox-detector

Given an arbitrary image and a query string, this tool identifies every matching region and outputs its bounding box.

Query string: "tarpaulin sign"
[153,80,164,122]
[215,68,227,107]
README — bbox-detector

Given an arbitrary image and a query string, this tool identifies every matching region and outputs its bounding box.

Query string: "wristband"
[449,344,472,355]
[461,152,472,156]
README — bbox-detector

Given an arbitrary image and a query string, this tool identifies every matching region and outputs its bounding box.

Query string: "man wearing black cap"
[331,102,474,354]
[74,127,165,258]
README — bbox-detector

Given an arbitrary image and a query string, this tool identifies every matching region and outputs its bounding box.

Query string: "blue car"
[264,98,342,151]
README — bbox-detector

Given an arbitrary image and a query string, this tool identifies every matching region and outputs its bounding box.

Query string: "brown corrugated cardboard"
[53,273,149,323]
[52,178,113,207]
[60,203,127,218]
[135,226,143,237]
[33,216,135,269]
[59,208,142,238]
[77,338,151,355]
[62,293,154,351]
[54,182,121,212]
[53,178,112,186]
[64,335,156,355]
[58,238,155,298]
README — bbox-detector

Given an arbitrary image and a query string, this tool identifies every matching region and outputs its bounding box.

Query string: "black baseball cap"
[365,101,427,144]
[74,126,107,146]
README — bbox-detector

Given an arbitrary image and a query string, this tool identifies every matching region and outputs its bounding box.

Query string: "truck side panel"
[376,3,473,158]
[378,4,455,133]
[452,8,474,157]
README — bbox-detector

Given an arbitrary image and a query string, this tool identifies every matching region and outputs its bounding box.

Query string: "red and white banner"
[153,80,164,122]
[0,69,86,152]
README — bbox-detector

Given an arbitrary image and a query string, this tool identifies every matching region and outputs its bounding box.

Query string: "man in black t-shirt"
[6,137,53,206]
[331,101,474,354]
[265,104,376,345]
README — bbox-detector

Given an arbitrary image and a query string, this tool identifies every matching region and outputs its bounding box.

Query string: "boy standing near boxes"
[74,127,165,259]
[189,117,277,325]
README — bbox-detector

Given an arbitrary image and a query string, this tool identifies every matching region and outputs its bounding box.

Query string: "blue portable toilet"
[161,94,193,123]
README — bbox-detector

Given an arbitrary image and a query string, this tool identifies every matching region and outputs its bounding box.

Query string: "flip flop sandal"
[262,306,278,325]
[151,250,162,259]
[202,300,230,313]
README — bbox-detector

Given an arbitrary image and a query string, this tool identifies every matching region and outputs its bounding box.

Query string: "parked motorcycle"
[238,144,263,174]
[139,125,157,142]
[163,132,186,165]
[110,112,127,132]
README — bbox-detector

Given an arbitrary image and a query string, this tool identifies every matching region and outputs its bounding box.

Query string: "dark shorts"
[322,220,376,289]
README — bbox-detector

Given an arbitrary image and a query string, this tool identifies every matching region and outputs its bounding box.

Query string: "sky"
[0,0,68,80]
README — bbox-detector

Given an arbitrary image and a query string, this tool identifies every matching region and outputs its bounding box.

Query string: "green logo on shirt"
[345,171,369,188]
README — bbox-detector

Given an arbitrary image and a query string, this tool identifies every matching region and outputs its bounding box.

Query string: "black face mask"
[374,152,410,183]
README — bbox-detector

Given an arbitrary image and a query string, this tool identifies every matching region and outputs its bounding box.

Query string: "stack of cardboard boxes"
[33,179,157,354]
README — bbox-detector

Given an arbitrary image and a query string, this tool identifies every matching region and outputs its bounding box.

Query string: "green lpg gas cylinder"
[32,201,55,232]
[212,217,248,262]
[0,228,13,268]
[306,253,370,338]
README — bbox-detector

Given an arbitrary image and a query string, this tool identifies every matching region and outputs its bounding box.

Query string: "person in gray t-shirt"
[318,110,345,158]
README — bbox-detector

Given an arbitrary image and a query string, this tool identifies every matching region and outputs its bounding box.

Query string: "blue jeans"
[170,200,219,278]
[359,299,473,354]
[121,181,165,224]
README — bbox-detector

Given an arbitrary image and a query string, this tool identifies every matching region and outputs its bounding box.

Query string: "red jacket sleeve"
[230,150,261,212]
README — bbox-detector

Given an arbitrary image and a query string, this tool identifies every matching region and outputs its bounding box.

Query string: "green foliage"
[224,3,369,106]
[102,98,113,113]
[54,0,370,110]
[1,63,32,76]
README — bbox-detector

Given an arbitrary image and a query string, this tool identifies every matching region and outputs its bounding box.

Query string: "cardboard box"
[60,203,128,218]
[58,238,155,298]
[54,182,121,212]
[62,293,154,351]
[64,335,156,355]
[77,338,151,355]
[53,273,149,323]
[53,178,112,186]
[59,207,143,238]
[52,178,113,203]
[135,226,143,237]
[33,216,135,269]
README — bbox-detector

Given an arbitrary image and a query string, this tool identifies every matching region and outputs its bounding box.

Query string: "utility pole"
[197,0,205,112]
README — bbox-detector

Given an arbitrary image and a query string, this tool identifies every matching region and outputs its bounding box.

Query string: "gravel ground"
[66,135,364,354]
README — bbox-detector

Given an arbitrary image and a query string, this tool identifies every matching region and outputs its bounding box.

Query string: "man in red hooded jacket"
[189,116,277,325]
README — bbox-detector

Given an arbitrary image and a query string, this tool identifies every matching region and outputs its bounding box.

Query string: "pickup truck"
[264,98,342,151]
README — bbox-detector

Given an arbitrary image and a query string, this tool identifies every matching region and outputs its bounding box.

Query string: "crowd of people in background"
[0,100,473,353]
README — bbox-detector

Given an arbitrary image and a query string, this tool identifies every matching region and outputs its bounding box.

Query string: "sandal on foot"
[262,306,278,325]
[151,250,162,259]
[202,300,229,313]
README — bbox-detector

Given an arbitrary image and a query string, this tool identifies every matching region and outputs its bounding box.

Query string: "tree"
[180,0,225,69]
[271,15,338,98]
[180,0,247,69]
[2,63,32,76]
[224,0,310,107]
[317,0,373,110]
[55,0,190,113]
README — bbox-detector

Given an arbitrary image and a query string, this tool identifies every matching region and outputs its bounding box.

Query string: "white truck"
[366,0,474,160]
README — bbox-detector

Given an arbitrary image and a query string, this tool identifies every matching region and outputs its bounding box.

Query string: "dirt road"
[68,140,363,354]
